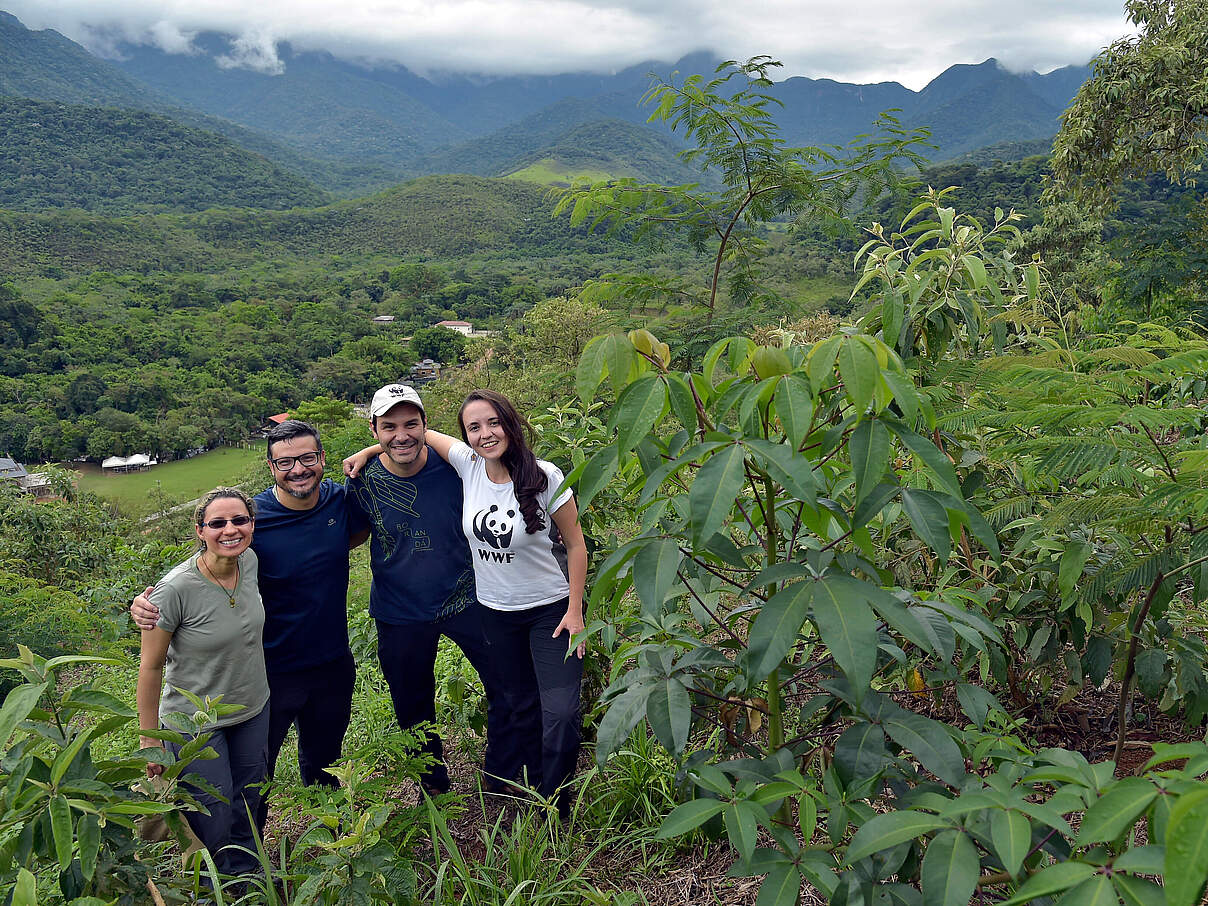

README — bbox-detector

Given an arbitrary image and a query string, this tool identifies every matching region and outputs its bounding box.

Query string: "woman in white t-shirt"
[428,389,588,817]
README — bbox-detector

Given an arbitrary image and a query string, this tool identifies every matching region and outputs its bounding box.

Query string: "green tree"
[410,325,466,364]
[1051,0,1208,206]
[555,56,927,317]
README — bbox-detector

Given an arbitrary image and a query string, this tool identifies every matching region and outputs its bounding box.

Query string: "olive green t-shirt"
[152,550,269,729]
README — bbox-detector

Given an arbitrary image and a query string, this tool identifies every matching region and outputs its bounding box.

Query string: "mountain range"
[0,10,1088,205]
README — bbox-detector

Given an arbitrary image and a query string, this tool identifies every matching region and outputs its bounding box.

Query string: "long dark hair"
[459,389,547,535]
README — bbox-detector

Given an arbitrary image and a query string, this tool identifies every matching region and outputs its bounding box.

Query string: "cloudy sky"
[8,0,1131,89]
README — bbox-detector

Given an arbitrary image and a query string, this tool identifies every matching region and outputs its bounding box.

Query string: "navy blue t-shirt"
[346,449,475,625]
[252,479,368,674]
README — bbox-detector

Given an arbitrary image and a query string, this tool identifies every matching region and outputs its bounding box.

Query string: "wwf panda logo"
[472,505,515,549]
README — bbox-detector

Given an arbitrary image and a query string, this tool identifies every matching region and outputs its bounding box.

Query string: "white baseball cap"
[369,384,425,418]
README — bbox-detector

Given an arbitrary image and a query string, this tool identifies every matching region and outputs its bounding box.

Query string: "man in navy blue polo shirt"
[132,420,368,818]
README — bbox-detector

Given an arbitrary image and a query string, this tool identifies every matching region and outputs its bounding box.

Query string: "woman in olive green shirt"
[136,487,269,877]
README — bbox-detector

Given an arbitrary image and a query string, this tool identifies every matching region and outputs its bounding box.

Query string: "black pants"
[257,651,356,830]
[169,706,269,877]
[481,598,583,816]
[376,604,503,792]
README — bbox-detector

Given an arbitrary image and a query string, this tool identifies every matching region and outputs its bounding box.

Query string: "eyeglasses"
[269,451,321,471]
[199,515,254,530]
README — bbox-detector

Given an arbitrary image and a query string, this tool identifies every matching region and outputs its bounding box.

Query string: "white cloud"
[5,0,1131,88]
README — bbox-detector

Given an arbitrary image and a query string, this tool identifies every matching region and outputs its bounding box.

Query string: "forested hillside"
[0,98,328,212]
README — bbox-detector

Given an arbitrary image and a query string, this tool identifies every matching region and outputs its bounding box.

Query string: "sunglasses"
[199,515,254,530]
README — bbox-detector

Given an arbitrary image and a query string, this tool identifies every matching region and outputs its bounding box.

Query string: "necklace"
[200,555,239,607]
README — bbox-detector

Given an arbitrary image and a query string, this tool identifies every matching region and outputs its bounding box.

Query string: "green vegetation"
[0,98,329,213]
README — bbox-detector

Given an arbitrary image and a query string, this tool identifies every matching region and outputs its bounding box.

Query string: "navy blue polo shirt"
[251,479,367,674]
[346,449,475,625]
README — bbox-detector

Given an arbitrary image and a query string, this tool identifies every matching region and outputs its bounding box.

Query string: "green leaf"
[900,488,951,562]
[51,727,94,788]
[773,374,814,449]
[883,711,966,786]
[646,676,691,754]
[884,420,963,499]
[632,538,683,618]
[1113,875,1165,906]
[576,447,618,510]
[12,868,36,906]
[657,799,726,838]
[997,862,1096,906]
[612,374,665,452]
[838,337,878,414]
[990,809,1031,877]
[1164,786,1208,906]
[61,689,137,718]
[50,793,73,870]
[746,582,813,682]
[849,418,890,506]
[689,443,747,545]
[595,683,653,763]
[0,682,47,749]
[921,829,979,906]
[962,255,988,289]
[813,575,879,693]
[1111,845,1164,875]
[1077,778,1157,845]
[833,721,891,786]
[725,801,761,862]
[756,862,802,906]
[806,335,840,393]
[1135,650,1167,698]
[78,812,100,881]
[1060,542,1094,601]
[1058,875,1118,906]
[955,684,1004,730]
[743,438,817,507]
[666,372,699,435]
[853,482,900,528]
[575,334,608,404]
[847,811,949,864]
[602,332,638,395]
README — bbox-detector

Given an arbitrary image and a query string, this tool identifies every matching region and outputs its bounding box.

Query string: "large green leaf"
[920,829,979,906]
[601,332,638,395]
[813,575,879,693]
[612,374,665,452]
[990,809,1031,877]
[746,582,813,682]
[743,438,817,506]
[1058,876,1120,906]
[1164,787,1208,906]
[689,443,747,545]
[883,711,965,786]
[666,372,699,435]
[1060,542,1094,601]
[595,682,654,763]
[632,538,683,618]
[1113,875,1165,906]
[756,863,803,906]
[997,861,1096,905]
[12,868,35,906]
[0,682,47,749]
[773,374,814,449]
[846,811,949,864]
[646,676,691,754]
[1077,778,1157,845]
[900,487,951,562]
[838,336,878,415]
[78,813,101,881]
[884,420,963,498]
[657,799,726,838]
[849,418,890,506]
[725,800,762,862]
[62,689,138,718]
[50,793,73,870]
[833,721,891,786]
[575,447,618,511]
[575,334,608,404]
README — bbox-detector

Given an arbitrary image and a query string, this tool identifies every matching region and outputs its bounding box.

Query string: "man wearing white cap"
[347,384,503,795]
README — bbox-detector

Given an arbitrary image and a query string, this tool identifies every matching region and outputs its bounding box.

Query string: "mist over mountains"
[0,9,1088,205]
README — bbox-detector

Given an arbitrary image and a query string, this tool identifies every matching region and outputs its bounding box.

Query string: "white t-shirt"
[448,441,573,610]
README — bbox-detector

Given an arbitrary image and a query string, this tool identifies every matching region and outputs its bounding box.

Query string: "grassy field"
[69,444,266,516]
[504,158,615,187]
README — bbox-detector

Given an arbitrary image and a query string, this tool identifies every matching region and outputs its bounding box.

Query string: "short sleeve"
[340,480,370,535]
[542,461,573,515]
[150,577,184,634]
[446,441,475,479]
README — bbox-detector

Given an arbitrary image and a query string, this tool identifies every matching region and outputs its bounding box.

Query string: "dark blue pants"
[376,604,504,792]
[169,705,269,876]
[481,598,583,816]
[256,651,356,829]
